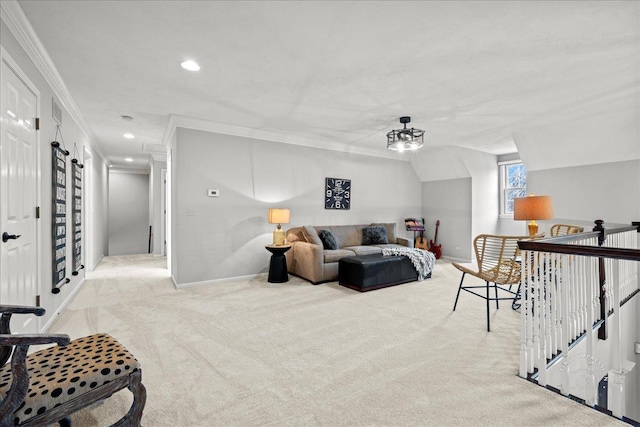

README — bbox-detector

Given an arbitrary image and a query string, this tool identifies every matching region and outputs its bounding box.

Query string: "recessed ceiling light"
[123,133,135,139]
[125,158,133,162]
[180,60,200,71]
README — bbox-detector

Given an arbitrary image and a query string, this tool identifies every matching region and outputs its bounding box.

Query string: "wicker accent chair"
[452,234,534,332]
[550,224,584,236]
[0,305,146,426]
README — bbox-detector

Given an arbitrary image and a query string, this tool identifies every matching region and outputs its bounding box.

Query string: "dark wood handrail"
[516,241,640,262]
[517,223,640,262]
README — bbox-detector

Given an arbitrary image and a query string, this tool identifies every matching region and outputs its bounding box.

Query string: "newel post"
[593,219,607,340]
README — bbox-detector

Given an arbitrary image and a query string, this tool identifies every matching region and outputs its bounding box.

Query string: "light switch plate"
[208,189,219,197]
[635,342,640,354]
[186,208,195,216]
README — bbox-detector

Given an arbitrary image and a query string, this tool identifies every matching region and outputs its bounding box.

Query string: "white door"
[0,57,39,333]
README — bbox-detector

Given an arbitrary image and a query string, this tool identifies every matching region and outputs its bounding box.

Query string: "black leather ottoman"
[339,253,428,292]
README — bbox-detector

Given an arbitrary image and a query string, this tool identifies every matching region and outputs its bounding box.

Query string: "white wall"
[90,148,109,268]
[171,127,422,285]
[108,171,150,255]
[460,148,499,239]
[527,160,640,227]
[148,159,166,255]
[422,178,472,261]
[1,17,109,331]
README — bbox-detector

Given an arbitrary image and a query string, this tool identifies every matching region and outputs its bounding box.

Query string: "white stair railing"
[517,223,639,422]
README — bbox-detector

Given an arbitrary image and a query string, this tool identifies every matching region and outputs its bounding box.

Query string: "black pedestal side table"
[265,244,292,283]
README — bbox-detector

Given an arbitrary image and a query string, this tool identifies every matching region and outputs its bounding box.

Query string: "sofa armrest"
[396,237,414,248]
[289,241,325,284]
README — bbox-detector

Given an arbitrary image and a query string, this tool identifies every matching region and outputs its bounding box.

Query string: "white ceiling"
[14,0,640,168]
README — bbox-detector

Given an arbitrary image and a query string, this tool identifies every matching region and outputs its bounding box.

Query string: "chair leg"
[486,281,491,332]
[111,369,146,427]
[453,272,466,311]
[494,283,499,309]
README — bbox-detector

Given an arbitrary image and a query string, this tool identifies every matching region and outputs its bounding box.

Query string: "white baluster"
[519,250,528,379]
[584,256,597,406]
[608,261,625,418]
[559,253,570,396]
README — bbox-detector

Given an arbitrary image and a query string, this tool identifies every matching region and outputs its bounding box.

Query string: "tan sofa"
[285,223,413,284]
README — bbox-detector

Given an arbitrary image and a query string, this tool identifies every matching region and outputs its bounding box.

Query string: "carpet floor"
[48,254,623,426]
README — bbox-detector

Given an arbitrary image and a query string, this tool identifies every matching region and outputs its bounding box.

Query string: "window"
[499,161,526,215]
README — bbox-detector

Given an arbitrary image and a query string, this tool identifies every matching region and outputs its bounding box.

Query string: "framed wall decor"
[51,140,69,293]
[325,177,351,210]
[71,158,84,276]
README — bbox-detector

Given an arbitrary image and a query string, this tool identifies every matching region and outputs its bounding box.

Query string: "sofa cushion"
[318,225,360,248]
[373,243,407,250]
[343,245,383,256]
[362,226,389,245]
[323,249,356,263]
[302,225,323,247]
[318,229,339,250]
[371,223,397,243]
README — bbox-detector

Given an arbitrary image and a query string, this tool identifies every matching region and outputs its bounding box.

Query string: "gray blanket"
[382,247,435,281]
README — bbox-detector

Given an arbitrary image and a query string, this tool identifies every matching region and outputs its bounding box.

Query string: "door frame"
[83,146,93,271]
[160,168,166,257]
[0,46,42,328]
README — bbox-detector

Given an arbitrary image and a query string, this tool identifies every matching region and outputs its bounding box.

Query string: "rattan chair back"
[473,234,531,285]
[550,224,584,236]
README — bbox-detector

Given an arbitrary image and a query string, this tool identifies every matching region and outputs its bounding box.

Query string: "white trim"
[0,0,109,165]
[162,114,412,161]
[441,256,473,264]
[174,273,266,289]
[498,159,522,166]
[92,254,104,271]
[109,168,150,175]
[41,278,85,332]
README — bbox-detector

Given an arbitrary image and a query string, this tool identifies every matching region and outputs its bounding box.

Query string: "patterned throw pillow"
[318,229,339,250]
[362,226,389,245]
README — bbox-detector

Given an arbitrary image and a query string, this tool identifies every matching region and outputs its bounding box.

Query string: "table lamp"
[268,208,290,246]
[513,194,554,236]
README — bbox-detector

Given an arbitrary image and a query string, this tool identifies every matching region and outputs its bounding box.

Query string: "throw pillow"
[362,226,389,245]
[318,229,339,250]
[302,225,323,247]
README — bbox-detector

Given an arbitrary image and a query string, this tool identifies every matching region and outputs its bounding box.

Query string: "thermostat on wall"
[208,189,219,197]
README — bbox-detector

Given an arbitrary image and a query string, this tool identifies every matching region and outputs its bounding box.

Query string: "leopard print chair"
[0,305,146,426]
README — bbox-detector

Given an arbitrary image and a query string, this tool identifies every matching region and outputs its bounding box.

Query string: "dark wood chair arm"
[0,333,70,347]
[0,305,45,316]
[0,333,68,424]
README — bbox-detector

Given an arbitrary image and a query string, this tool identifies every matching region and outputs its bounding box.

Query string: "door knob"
[2,232,21,243]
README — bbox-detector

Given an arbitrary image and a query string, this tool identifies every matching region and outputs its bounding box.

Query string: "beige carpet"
[48,254,623,426]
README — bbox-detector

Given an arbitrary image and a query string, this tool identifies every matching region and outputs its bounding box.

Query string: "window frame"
[499,160,526,217]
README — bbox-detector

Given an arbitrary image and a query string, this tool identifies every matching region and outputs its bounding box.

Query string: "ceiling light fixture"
[180,60,200,71]
[387,116,424,152]
[125,158,133,162]
[123,133,135,139]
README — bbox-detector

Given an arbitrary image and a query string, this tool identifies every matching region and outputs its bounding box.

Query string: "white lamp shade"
[268,208,290,225]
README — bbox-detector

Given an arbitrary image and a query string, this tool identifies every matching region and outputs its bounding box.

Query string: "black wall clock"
[325,177,351,210]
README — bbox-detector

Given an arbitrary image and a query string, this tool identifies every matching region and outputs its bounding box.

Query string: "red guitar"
[429,220,442,259]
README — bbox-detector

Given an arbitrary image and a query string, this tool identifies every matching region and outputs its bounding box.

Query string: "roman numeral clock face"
[325,178,351,210]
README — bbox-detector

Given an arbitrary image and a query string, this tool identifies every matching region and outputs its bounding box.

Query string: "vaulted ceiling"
[11,1,640,169]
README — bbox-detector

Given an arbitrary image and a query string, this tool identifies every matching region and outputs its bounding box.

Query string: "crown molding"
[162,114,411,161]
[1,0,109,165]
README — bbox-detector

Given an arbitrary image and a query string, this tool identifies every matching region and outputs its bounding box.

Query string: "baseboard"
[41,277,86,333]
[441,255,472,263]
[92,254,104,271]
[175,273,267,289]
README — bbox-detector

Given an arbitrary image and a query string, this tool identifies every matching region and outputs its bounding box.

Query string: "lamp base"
[273,226,285,246]
[528,221,539,237]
